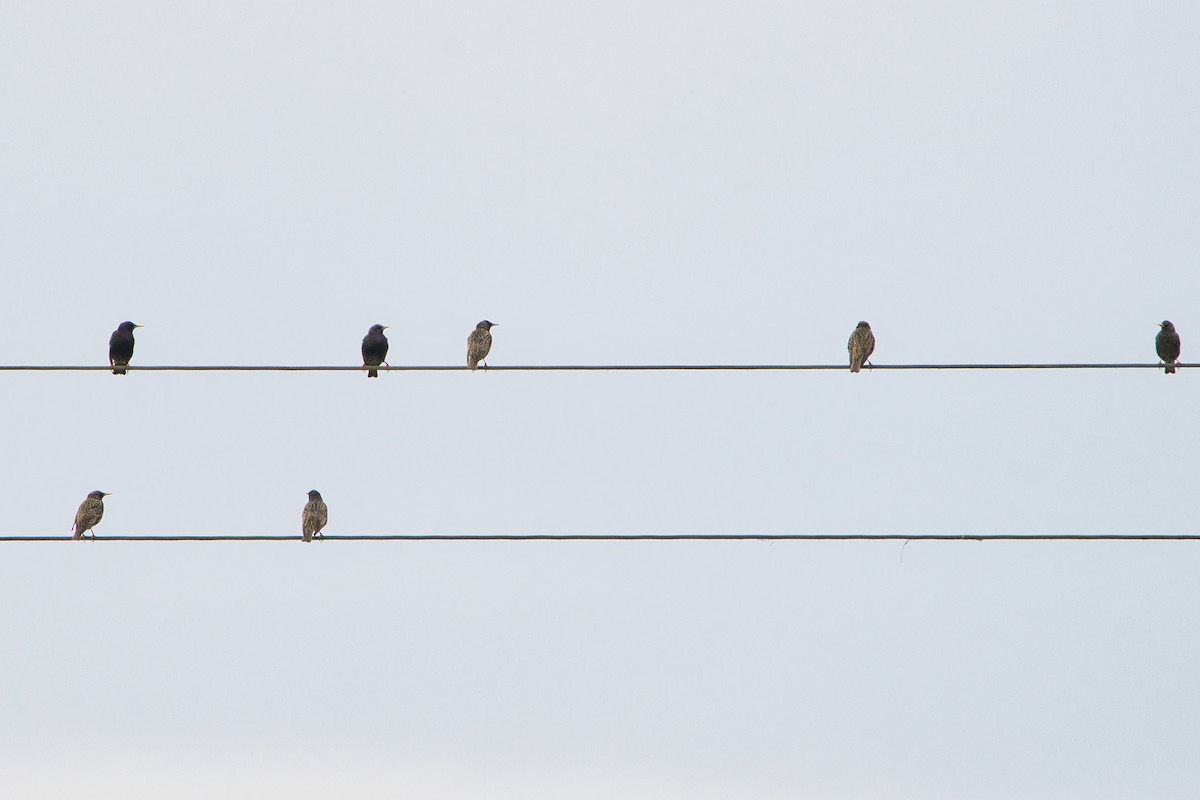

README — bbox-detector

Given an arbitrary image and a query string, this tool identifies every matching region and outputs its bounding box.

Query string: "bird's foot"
[384,362,390,371]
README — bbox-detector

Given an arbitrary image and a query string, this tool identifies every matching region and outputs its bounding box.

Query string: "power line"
[0,363,1186,372]
[4,534,1198,542]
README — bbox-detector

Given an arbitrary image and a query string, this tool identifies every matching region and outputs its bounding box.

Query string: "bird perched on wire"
[467,320,497,370]
[108,321,143,375]
[847,321,875,373]
[302,490,328,542]
[1156,320,1181,374]
[362,324,390,378]
[72,490,110,539]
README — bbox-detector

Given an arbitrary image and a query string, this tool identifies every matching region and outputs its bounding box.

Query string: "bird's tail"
[367,369,379,378]
[468,358,478,371]
[1166,363,1177,374]
[303,531,312,543]
[850,360,862,373]
[112,367,127,375]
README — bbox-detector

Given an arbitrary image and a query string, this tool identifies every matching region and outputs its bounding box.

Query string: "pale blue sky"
[1,2,1197,797]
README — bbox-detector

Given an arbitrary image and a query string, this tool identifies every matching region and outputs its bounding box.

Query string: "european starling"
[467,320,496,370]
[108,321,143,375]
[1156,320,1181,374]
[302,490,328,542]
[362,324,390,378]
[72,490,110,540]
[848,321,875,373]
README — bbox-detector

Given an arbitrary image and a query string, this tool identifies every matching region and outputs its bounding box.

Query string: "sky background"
[1,1,1198,797]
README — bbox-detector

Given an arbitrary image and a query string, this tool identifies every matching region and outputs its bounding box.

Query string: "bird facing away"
[72,490,110,539]
[108,321,143,375]
[848,321,875,373]
[1156,320,1181,374]
[467,320,496,370]
[362,324,390,378]
[302,490,328,542]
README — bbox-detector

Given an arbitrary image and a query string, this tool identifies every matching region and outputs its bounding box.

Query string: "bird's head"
[369,324,389,334]
[1160,320,1175,330]
[307,490,322,500]
[857,321,871,329]
[118,321,143,332]
[477,320,496,330]
[89,491,111,500]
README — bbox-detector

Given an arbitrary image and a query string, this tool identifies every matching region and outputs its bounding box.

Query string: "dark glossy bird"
[72,490,110,539]
[467,320,496,370]
[848,321,875,373]
[108,321,143,375]
[302,490,328,542]
[1156,320,1181,374]
[362,324,390,378]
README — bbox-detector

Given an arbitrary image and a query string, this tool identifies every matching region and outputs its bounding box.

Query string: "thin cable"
[3,534,1197,542]
[0,363,1185,372]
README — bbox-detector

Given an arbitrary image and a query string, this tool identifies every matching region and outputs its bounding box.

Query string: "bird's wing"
[1157,332,1180,361]
[468,331,491,357]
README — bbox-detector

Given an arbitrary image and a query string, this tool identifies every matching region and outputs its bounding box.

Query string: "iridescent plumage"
[362,324,390,378]
[108,321,141,375]
[302,490,328,542]
[1156,320,1181,374]
[848,321,875,373]
[467,320,496,370]
[72,490,109,539]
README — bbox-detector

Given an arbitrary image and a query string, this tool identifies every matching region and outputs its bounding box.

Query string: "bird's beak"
[1159,323,1165,328]
[103,493,113,497]
[134,325,144,329]
[382,326,390,330]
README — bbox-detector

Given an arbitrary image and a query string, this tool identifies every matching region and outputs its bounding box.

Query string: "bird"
[108,321,143,375]
[848,321,875,373]
[72,490,110,539]
[1156,320,1181,374]
[467,320,497,370]
[302,490,328,542]
[362,324,390,378]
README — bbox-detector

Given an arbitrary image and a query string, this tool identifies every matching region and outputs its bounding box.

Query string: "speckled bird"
[72,490,110,539]
[108,321,142,375]
[848,321,875,373]
[302,490,328,542]
[467,320,496,370]
[362,324,390,378]
[1156,320,1181,374]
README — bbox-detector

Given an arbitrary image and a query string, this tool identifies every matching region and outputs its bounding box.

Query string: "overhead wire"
[3,534,1197,542]
[0,363,1186,372]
